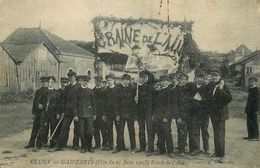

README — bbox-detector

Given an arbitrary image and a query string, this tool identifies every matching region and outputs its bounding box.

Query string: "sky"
[0,0,259,52]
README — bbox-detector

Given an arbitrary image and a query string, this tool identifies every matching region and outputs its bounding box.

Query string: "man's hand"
[32,114,35,119]
[38,104,43,110]
[163,118,168,123]
[152,115,155,121]
[93,115,97,121]
[177,118,182,124]
[61,113,65,117]
[56,114,61,120]
[115,115,120,121]
[73,116,79,122]
[219,80,224,90]
[102,115,106,122]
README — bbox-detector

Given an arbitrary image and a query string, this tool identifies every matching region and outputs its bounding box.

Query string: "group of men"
[24,68,232,163]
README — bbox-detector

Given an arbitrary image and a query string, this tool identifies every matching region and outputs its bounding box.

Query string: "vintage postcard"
[0,0,259,168]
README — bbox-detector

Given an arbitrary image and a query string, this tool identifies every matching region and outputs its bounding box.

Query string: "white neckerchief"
[161,86,168,90]
[196,84,202,88]
[71,81,77,86]
[108,84,115,89]
[213,84,219,96]
[96,86,102,89]
[81,85,88,89]
[48,87,54,90]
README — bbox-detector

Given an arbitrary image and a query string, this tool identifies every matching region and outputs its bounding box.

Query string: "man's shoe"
[178,152,185,157]
[136,148,145,153]
[87,148,95,153]
[203,150,211,155]
[105,147,113,151]
[24,144,34,149]
[93,145,101,149]
[168,153,175,158]
[190,150,199,156]
[146,151,153,157]
[81,148,86,153]
[248,138,259,141]
[131,148,137,154]
[122,147,128,151]
[32,147,41,152]
[243,137,250,140]
[154,150,165,155]
[211,153,219,157]
[218,157,227,163]
[73,146,79,150]
[42,143,48,147]
[112,149,121,154]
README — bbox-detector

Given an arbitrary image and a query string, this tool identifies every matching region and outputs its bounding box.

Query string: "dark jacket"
[168,87,179,119]
[104,85,119,118]
[206,81,232,120]
[136,83,153,119]
[245,87,259,114]
[63,83,80,117]
[117,84,135,119]
[152,87,172,120]
[186,82,208,119]
[174,84,192,121]
[56,88,66,115]
[93,87,106,117]
[32,87,48,116]
[77,86,95,118]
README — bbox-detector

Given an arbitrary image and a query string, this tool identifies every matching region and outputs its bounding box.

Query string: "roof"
[235,44,252,56]
[232,50,260,65]
[70,40,95,54]
[2,28,94,63]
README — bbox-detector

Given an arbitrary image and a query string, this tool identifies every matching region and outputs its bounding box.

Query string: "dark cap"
[105,74,114,80]
[159,75,169,81]
[132,45,141,50]
[40,76,49,82]
[211,68,221,74]
[82,75,91,82]
[60,77,69,83]
[67,69,76,77]
[177,72,189,80]
[248,76,258,82]
[122,74,131,80]
[76,75,83,81]
[153,78,160,83]
[140,70,149,77]
[195,69,205,78]
[48,76,56,82]
[169,73,178,80]
[94,76,103,81]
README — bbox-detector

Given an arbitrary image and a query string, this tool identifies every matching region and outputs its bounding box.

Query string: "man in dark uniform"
[115,74,136,153]
[51,69,80,151]
[174,73,190,156]
[103,74,120,151]
[77,75,96,153]
[243,77,259,141]
[24,76,49,149]
[207,68,232,163]
[34,76,60,151]
[56,77,70,146]
[187,70,209,155]
[153,76,174,158]
[93,76,107,149]
[135,70,154,155]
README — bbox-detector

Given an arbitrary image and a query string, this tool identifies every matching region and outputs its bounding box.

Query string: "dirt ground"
[0,91,259,168]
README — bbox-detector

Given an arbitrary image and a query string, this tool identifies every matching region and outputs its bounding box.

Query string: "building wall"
[60,55,95,77]
[17,45,59,91]
[243,55,260,87]
[0,46,18,92]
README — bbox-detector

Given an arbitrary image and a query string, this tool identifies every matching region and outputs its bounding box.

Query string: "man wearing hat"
[34,76,60,151]
[56,77,70,146]
[207,68,232,163]
[24,76,49,149]
[174,73,190,156]
[243,76,259,141]
[51,69,81,151]
[93,76,107,150]
[103,74,120,151]
[153,76,174,158]
[77,75,96,153]
[132,45,141,56]
[114,74,136,153]
[135,70,154,156]
[187,70,209,155]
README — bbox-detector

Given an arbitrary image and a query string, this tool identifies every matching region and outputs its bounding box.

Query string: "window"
[247,67,253,74]
[247,67,250,74]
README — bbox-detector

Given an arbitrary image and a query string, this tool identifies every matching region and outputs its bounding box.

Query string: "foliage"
[0,89,34,104]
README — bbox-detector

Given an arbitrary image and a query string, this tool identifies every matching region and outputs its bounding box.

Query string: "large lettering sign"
[93,17,190,72]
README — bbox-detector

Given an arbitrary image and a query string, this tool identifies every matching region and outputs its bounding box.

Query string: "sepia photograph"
[0,0,259,168]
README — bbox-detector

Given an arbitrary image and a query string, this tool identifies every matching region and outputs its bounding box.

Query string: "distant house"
[1,28,95,91]
[230,50,260,87]
[227,44,252,65]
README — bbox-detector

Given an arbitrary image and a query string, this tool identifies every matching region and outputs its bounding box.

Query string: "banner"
[93,17,188,72]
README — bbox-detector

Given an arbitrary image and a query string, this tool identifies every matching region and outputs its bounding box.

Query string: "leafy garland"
[92,16,193,33]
